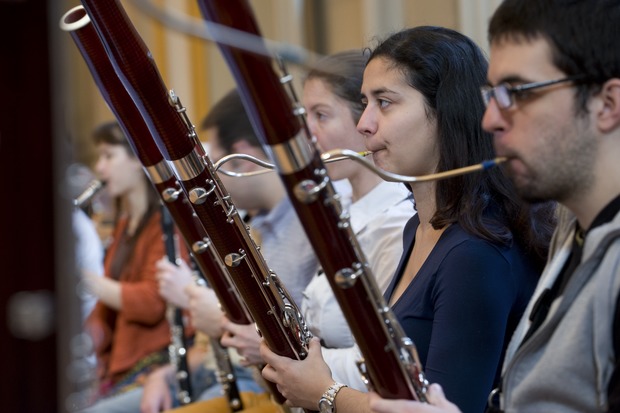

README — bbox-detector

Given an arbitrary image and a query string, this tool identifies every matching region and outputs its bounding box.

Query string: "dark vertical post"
[0,0,80,411]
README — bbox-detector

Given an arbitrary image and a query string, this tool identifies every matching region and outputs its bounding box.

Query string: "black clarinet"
[160,206,193,405]
[210,337,244,411]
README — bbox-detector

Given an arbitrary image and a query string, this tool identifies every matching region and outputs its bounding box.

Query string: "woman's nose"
[94,158,105,176]
[356,107,377,137]
[306,115,318,137]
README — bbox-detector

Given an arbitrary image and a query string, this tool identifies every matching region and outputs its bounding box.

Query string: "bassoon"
[60,6,245,410]
[197,0,429,402]
[60,3,248,330]
[72,1,314,407]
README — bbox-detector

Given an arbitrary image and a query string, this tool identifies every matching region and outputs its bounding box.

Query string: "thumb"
[222,318,243,335]
[155,256,168,267]
[307,336,322,357]
[426,383,449,407]
[156,257,173,270]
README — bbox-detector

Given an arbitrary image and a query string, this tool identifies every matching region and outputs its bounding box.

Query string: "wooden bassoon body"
[197,0,428,402]
[67,2,314,406]
[61,7,246,409]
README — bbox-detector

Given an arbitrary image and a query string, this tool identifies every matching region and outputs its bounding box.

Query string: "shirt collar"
[584,193,620,234]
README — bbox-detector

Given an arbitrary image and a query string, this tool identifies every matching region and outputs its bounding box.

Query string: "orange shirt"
[87,211,171,382]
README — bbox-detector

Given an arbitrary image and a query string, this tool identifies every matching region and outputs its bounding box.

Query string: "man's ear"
[597,78,620,133]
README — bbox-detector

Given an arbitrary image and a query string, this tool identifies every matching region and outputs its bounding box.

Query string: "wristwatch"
[318,382,348,413]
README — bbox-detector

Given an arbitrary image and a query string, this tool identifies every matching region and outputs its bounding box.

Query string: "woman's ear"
[596,78,620,133]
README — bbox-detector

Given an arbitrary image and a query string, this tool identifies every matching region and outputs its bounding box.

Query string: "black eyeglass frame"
[481,74,588,109]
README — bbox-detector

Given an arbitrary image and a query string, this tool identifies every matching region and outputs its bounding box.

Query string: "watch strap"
[319,381,348,412]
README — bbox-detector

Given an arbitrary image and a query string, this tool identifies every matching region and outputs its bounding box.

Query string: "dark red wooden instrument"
[73,1,314,405]
[197,0,428,402]
[61,8,247,408]
[60,5,248,326]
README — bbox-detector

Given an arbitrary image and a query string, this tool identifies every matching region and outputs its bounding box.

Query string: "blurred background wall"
[60,0,502,167]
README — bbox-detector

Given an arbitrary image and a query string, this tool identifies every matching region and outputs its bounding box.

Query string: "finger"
[186,284,211,302]
[186,296,197,313]
[221,318,241,335]
[259,340,285,367]
[260,363,278,383]
[156,258,173,271]
[239,356,251,367]
[155,256,168,267]
[369,396,421,413]
[258,340,272,362]
[306,336,322,357]
[184,284,200,298]
[220,331,236,348]
[426,383,447,406]
[157,272,170,284]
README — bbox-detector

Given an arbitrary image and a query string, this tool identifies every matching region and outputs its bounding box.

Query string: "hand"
[80,269,100,298]
[220,320,263,366]
[185,284,225,338]
[368,384,462,413]
[81,268,122,310]
[140,364,174,413]
[156,257,194,308]
[260,337,334,410]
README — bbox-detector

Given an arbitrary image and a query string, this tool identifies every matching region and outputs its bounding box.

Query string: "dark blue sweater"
[384,215,539,413]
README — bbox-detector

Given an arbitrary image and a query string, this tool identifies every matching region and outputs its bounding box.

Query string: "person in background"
[260,26,557,413]
[67,162,105,319]
[300,49,413,388]
[74,207,104,319]
[369,1,620,412]
[78,121,183,413]
[202,89,320,366]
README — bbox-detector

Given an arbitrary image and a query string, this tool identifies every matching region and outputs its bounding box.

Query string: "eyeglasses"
[480,75,587,109]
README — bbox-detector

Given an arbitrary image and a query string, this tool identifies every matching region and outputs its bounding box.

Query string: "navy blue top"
[385,215,539,413]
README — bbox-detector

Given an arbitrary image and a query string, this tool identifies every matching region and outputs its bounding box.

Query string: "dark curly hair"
[368,26,556,265]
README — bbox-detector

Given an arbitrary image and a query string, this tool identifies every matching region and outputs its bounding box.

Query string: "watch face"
[319,398,334,413]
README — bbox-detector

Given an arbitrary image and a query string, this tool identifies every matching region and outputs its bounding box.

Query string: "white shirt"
[301,181,414,389]
[73,208,104,319]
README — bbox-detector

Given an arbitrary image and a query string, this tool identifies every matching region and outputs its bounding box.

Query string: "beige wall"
[60,0,494,167]
[404,0,458,29]
[321,0,458,53]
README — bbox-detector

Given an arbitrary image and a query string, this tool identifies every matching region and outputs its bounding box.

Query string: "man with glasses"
[368,0,620,412]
